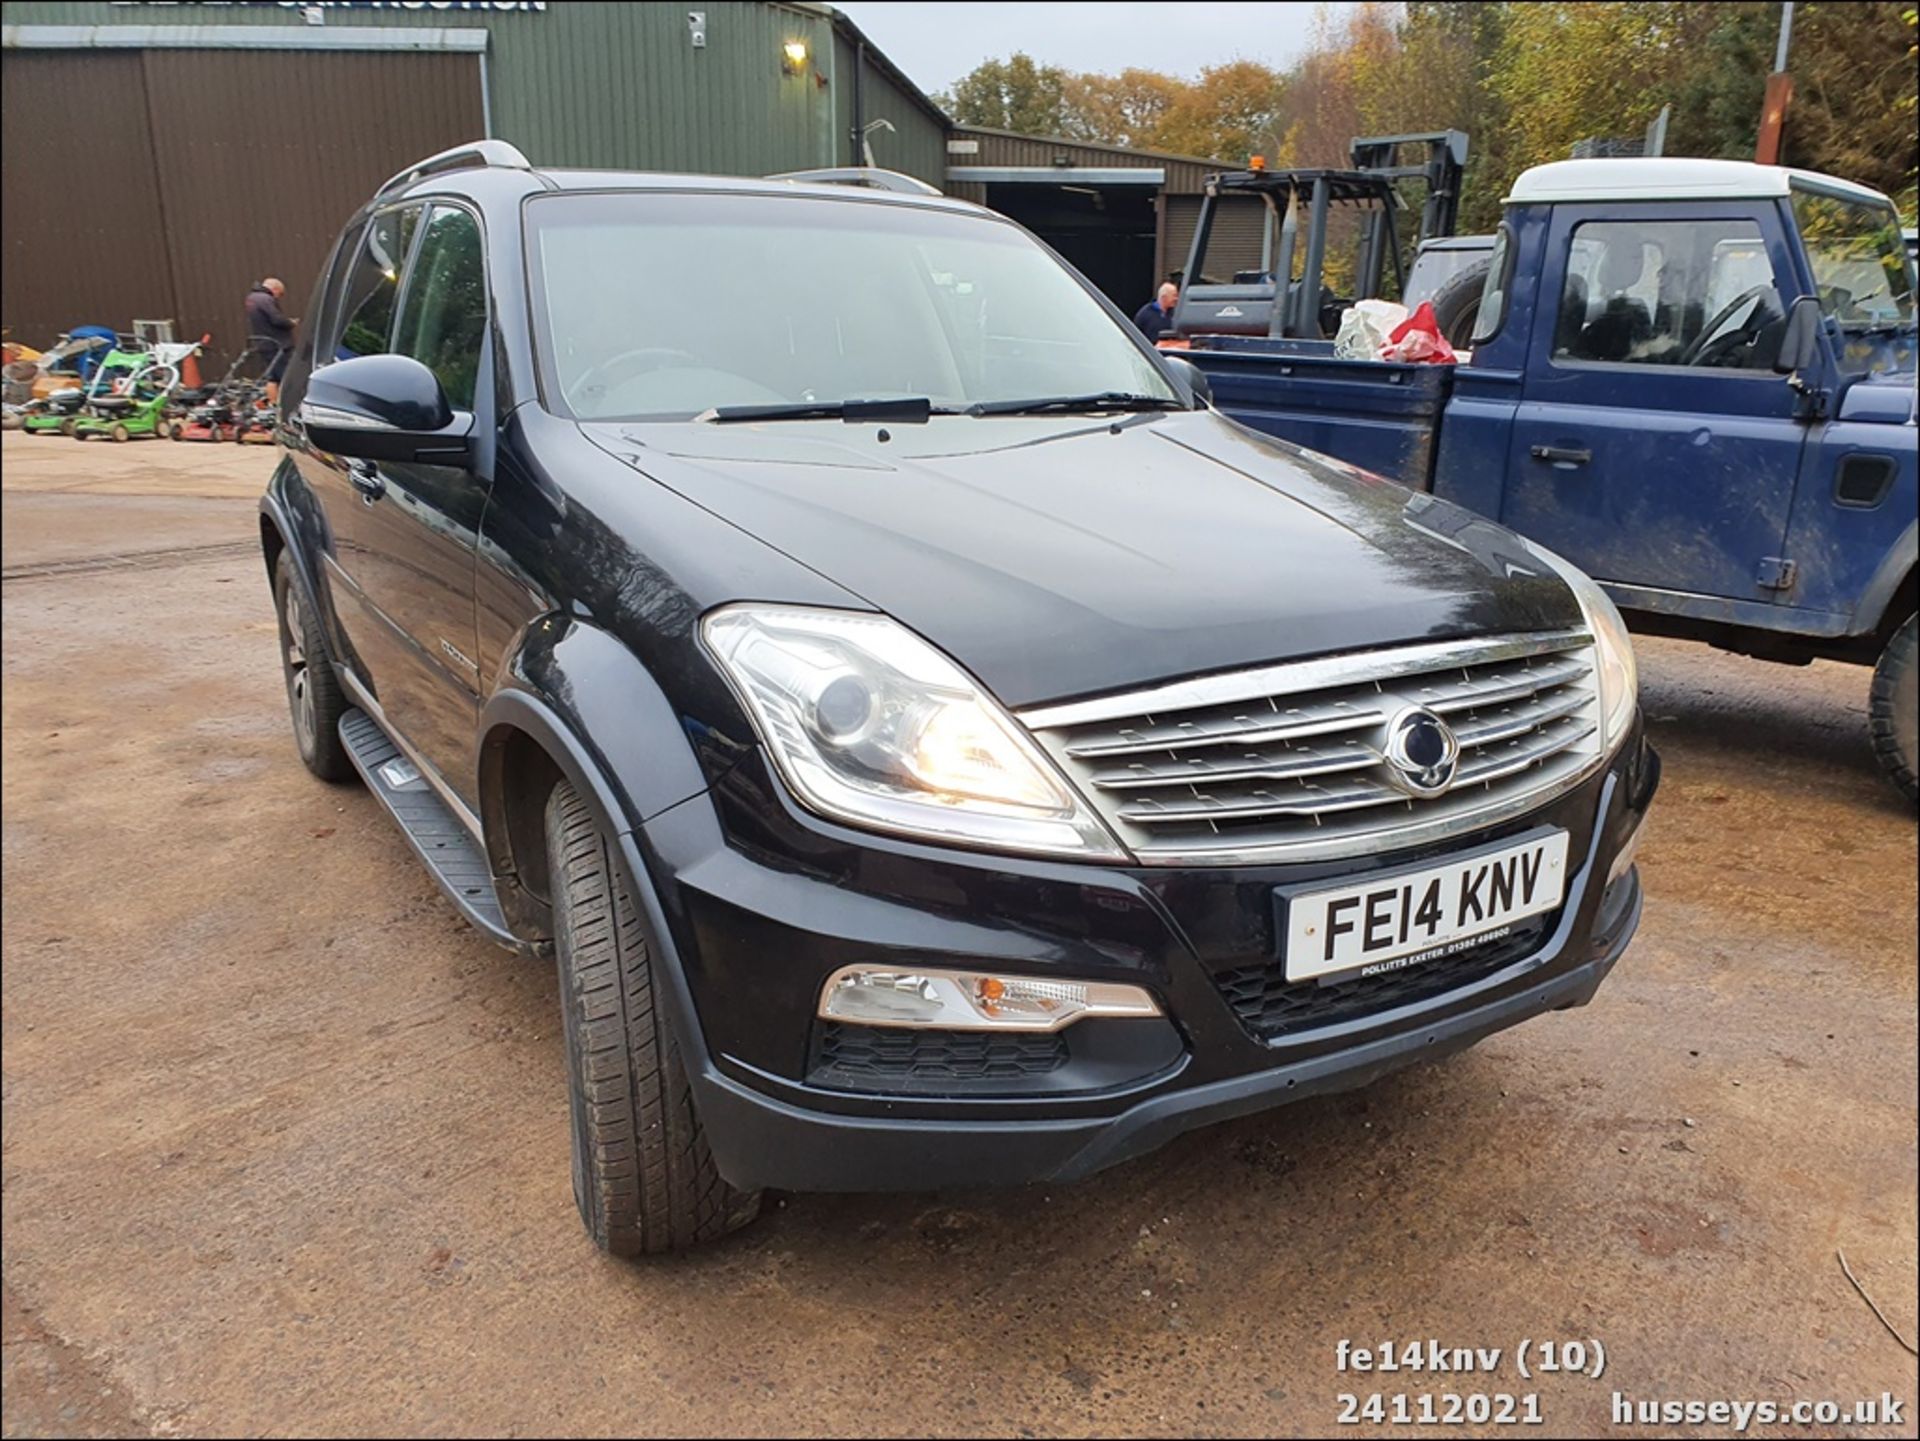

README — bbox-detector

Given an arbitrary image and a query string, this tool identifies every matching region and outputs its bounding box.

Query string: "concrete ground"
[2,430,1915,1438]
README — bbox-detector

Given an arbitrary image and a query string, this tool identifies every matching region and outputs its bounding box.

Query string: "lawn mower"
[15,344,146,436]
[73,346,195,442]
[2,333,117,429]
[171,341,276,443]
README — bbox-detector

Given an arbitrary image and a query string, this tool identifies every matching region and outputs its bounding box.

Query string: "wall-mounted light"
[782,39,809,75]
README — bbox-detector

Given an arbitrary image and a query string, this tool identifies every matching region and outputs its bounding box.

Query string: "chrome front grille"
[1020,630,1603,864]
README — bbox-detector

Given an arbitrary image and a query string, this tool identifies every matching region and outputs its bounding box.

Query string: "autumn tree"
[937,52,1072,135]
[1156,61,1290,163]
[939,3,1918,227]
[1782,1,1919,216]
[1060,67,1185,148]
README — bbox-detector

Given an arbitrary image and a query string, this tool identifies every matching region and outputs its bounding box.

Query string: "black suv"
[262,142,1658,1255]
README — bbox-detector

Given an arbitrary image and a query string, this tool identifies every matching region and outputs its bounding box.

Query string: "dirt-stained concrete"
[3,431,1915,1438]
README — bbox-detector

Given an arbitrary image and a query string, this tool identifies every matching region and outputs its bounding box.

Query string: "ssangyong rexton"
[261,143,1659,1254]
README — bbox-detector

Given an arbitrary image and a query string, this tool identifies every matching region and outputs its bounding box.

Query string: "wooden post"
[1755,71,1793,164]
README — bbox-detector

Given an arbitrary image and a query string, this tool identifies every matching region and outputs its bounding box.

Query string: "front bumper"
[631,724,1659,1194]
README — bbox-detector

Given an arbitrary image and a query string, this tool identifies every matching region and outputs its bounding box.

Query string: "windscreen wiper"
[966,391,1186,417]
[700,397,960,424]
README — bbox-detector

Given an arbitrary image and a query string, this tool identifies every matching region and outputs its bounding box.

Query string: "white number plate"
[1284,831,1570,983]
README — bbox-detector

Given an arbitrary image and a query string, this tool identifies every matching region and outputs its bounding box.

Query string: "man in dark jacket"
[1131,281,1179,343]
[243,278,295,404]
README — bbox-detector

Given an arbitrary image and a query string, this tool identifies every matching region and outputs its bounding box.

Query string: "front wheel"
[1868,613,1918,803]
[545,780,762,1256]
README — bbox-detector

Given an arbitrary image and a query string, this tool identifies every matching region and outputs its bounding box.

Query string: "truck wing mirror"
[1773,295,1823,375]
[1164,354,1212,408]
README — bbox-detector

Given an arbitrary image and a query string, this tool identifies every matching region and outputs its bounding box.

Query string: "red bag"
[1382,300,1458,364]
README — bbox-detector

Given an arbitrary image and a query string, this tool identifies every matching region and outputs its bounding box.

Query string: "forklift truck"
[1170,130,1468,342]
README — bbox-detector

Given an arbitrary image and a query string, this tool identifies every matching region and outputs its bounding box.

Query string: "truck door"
[1501,203,1807,603]
[306,202,494,808]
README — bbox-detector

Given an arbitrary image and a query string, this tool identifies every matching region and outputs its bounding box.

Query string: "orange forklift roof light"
[1248,155,1267,171]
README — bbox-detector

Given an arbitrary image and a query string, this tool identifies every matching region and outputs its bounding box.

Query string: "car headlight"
[701,604,1127,859]
[1526,542,1638,752]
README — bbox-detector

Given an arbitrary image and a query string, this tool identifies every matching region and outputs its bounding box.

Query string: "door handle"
[347,461,385,502]
[1529,444,1592,467]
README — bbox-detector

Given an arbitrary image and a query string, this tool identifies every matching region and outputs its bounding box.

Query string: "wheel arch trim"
[474,616,716,938]
[473,683,736,1157]
[1852,519,1918,637]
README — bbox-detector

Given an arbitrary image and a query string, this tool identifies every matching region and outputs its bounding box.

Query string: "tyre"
[154,417,172,440]
[110,423,129,443]
[59,417,78,438]
[1868,612,1918,803]
[272,550,355,782]
[545,779,762,1256]
[1429,257,1493,350]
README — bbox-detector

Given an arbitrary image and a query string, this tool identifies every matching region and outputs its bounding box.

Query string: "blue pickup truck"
[1177,158,1918,799]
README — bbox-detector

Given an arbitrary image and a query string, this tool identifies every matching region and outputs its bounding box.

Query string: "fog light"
[819,965,1160,1032]
[1605,814,1647,889]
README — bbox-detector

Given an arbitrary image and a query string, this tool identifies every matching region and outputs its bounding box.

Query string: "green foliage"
[941,1,1918,225]
[1783,2,1918,222]
[935,52,1073,136]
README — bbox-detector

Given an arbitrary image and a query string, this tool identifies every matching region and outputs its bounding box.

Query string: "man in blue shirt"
[1132,281,1179,342]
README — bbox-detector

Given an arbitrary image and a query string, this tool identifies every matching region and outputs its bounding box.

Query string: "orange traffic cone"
[181,335,207,389]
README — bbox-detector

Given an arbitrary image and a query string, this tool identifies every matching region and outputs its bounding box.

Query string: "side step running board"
[338,708,517,949]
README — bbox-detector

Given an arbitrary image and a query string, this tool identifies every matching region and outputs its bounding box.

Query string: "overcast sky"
[840,1,1363,97]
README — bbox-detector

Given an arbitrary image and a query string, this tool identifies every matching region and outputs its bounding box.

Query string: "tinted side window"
[331,205,421,363]
[1552,218,1781,369]
[393,206,487,409]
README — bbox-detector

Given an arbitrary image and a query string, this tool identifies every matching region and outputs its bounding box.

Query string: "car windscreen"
[523,190,1177,422]
[1790,186,1916,377]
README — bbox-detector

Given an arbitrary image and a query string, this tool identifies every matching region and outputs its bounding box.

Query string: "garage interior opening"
[985,182,1159,313]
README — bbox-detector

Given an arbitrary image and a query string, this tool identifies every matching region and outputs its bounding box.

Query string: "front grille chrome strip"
[1087,739,1380,790]
[1449,689,1590,748]
[1021,629,1606,866]
[1062,703,1384,760]
[1019,628,1591,731]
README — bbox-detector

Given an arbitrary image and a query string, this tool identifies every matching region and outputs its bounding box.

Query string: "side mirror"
[1164,353,1212,408]
[296,353,473,466]
[1773,295,1824,376]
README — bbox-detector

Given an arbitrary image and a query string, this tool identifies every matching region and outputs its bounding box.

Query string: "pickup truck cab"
[1182,158,1918,799]
[259,143,1657,1254]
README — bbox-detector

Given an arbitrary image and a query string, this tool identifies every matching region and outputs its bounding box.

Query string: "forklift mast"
[1171,129,1468,342]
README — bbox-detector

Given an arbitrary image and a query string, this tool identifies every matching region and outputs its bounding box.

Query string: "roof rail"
[377,139,530,198]
[766,166,942,196]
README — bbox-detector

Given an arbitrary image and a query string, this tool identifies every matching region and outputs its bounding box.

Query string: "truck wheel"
[272,551,354,782]
[1868,613,1918,803]
[1429,258,1492,350]
[545,779,762,1256]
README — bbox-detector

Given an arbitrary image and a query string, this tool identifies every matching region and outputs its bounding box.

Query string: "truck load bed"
[1188,335,1454,486]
